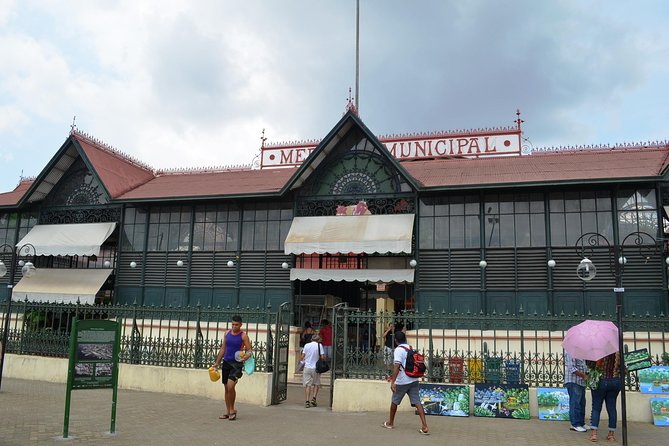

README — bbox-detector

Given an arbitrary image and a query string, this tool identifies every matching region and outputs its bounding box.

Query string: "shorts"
[303,368,321,387]
[221,360,243,384]
[392,381,420,406]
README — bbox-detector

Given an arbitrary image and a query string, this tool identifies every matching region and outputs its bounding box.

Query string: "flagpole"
[355,0,360,112]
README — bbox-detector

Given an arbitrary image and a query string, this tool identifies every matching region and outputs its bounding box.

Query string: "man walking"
[564,350,589,432]
[301,334,325,407]
[213,315,252,421]
[382,331,429,435]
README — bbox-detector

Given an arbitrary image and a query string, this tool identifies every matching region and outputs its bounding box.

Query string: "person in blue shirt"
[213,315,252,421]
[564,351,589,433]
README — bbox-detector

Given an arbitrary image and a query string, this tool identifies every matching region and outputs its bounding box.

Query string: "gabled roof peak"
[70,128,154,173]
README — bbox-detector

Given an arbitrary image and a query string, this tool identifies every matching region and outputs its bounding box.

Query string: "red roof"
[0,180,34,207]
[402,147,669,188]
[74,133,155,198]
[117,167,297,200]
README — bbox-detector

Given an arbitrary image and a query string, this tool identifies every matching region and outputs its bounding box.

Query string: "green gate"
[271,302,291,404]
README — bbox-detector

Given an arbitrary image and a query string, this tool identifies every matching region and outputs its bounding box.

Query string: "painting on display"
[639,367,669,394]
[536,388,570,421]
[650,398,669,426]
[624,348,652,372]
[418,384,469,417]
[473,384,530,419]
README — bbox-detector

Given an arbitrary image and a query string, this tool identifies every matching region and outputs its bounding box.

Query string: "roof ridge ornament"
[69,127,154,173]
[532,140,669,153]
[345,87,358,116]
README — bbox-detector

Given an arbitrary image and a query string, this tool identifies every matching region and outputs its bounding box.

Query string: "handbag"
[316,343,330,374]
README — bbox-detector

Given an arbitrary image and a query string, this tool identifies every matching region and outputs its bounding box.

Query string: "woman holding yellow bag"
[213,315,253,421]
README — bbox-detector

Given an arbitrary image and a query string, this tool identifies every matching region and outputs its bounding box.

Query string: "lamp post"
[0,243,37,390]
[574,231,659,446]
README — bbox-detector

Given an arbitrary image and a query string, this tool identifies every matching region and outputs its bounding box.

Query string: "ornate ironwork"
[39,207,121,224]
[43,158,109,206]
[296,197,415,216]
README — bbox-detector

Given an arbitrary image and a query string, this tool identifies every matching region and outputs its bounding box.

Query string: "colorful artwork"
[536,388,570,421]
[474,384,530,419]
[650,398,669,426]
[418,384,469,417]
[624,348,652,372]
[639,366,669,394]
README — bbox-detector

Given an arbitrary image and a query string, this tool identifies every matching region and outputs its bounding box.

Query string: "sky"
[1,0,668,193]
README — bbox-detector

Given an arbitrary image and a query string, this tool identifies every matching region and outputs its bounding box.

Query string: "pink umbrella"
[562,320,620,361]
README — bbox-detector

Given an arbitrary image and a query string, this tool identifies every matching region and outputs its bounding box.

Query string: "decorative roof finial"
[70,115,77,134]
[346,87,358,116]
[515,109,524,130]
[260,128,267,148]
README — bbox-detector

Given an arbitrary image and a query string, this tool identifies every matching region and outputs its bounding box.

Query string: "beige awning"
[16,222,116,256]
[289,268,414,283]
[284,214,415,255]
[12,268,113,304]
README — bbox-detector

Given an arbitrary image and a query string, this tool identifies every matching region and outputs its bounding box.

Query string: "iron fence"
[2,301,668,390]
[0,300,277,371]
[334,306,669,390]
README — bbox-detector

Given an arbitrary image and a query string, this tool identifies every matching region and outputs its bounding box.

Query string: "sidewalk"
[0,378,664,445]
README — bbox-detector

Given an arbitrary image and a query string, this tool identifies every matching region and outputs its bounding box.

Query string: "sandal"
[381,421,393,429]
[228,412,237,421]
[218,414,230,420]
[606,432,615,442]
[418,428,430,435]
[590,431,598,442]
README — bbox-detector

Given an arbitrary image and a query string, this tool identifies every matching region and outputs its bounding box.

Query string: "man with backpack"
[382,331,429,435]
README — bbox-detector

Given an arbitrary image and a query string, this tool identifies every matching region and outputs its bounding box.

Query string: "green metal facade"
[1,113,668,318]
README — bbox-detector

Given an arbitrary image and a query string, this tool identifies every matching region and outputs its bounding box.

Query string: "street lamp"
[574,231,659,446]
[0,243,37,390]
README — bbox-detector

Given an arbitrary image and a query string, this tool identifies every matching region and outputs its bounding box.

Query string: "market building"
[1,109,668,323]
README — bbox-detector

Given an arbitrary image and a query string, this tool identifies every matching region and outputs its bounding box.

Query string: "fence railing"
[2,301,669,390]
[0,300,277,371]
[335,306,669,390]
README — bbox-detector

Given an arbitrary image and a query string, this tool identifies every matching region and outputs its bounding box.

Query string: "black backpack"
[400,345,426,378]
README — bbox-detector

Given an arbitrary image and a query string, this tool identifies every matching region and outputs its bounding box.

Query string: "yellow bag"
[208,366,221,382]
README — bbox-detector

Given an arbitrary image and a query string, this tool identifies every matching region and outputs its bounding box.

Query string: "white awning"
[16,222,116,256]
[284,214,415,255]
[12,268,113,304]
[289,268,414,283]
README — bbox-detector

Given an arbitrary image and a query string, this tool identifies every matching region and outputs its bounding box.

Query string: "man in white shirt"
[301,334,325,408]
[382,331,429,435]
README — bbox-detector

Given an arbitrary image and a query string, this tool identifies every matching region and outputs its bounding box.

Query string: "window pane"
[499,194,513,213]
[434,197,448,216]
[450,216,464,248]
[280,208,293,220]
[485,214,500,247]
[124,207,136,224]
[581,191,595,211]
[515,193,529,213]
[637,211,658,235]
[213,223,227,251]
[279,220,291,250]
[254,221,267,250]
[434,216,449,249]
[267,221,280,250]
[549,192,564,212]
[550,214,566,246]
[565,213,582,246]
[564,192,580,212]
[617,189,636,210]
[419,199,434,217]
[465,215,480,248]
[530,193,544,213]
[530,214,546,246]
[597,211,613,241]
[515,214,530,247]
[638,189,657,209]
[596,191,612,211]
[581,212,597,234]
[450,196,464,215]
[227,222,239,250]
[464,195,478,214]
[241,223,254,250]
[419,217,434,249]
[499,215,514,247]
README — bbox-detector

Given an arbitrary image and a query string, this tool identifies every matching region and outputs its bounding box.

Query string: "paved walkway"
[0,378,665,445]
